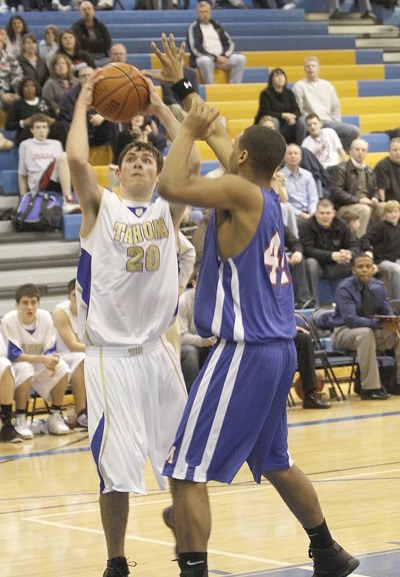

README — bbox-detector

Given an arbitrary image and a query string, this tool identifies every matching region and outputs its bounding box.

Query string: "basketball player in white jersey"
[151,34,359,577]
[52,278,87,429]
[66,70,197,577]
[1,283,71,439]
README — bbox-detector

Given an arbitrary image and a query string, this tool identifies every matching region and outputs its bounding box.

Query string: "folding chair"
[295,310,353,401]
[311,306,358,400]
[29,390,50,423]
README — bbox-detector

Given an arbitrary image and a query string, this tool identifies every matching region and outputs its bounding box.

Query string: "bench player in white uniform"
[151,35,360,577]
[0,333,23,443]
[53,278,87,429]
[66,68,197,577]
[1,284,70,439]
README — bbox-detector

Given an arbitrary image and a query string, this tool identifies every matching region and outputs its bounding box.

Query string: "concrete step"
[356,37,400,48]
[383,52,400,62]
[0,265,78,297]
[0,240,80,271]
[329,25,397,35]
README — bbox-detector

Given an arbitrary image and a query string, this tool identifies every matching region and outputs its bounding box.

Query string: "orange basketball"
[293,372,324,400]
[92,63,150,123]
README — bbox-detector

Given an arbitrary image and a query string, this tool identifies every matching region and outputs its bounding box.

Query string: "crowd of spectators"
[1,2,400,443]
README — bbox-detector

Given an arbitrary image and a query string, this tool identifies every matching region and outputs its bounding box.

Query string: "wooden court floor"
[1,392,400,577]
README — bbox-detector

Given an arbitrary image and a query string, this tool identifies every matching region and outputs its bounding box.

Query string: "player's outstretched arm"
[144,74,200,228]
[66,70,103,238]
[150,34,233,170]
[158,98,251,211]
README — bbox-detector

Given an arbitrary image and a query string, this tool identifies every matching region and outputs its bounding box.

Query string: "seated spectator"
[18,113,74,205]
[52,279,87,430]
[282,143,319,224]
[178,269,217,392]
[1,283,71,439]
[329,0,378,22]
[59,66,111,149]
[271,166,299,237]
[361,200,400,300]
[58,29,95,78]
[302,113,347,170]
[187,1,246,84]
[5,77,68,147]
[42,53,79,116]
[17,33,49,89]
[5,15,29,58]
[0,26,23,112]
[51,0,72,10]
[0,334,23,443]
[72,1,112,66]
[294,329,331,409]
[329,138,381,237]
[109,42,126,64]
[284,224,314,309]
[254,67,307,145]
[111,114,167,166]
[299,198,359,305]
[331,253,398,400]
[292,56,359,151]
[39,25,59,67]
[374,137,400,202]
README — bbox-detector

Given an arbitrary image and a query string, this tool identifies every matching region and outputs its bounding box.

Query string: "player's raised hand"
[78,68,102,109]
[182,97,220,140]
[148,33,185,85]
[142,76,164,114]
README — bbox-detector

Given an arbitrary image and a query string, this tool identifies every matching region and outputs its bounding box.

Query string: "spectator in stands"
[0,26,23,112]
[282,143,319,225]
[0,334,23,443]
[72,1,112,66]
[109,42,126,64]
[361,200,400,300]
[254,67,307,145]
[5,77,67,146]
[179,268,217,392]
[329,137,381,237]
[187,1,246,84]
[42,54,79,116]
[329,0,378,22]
[292,56,359,151]
[302,113,347,170]
[1,283,71,439]
[59,66,110,148]
[374,137,400,202]
[284,224,315,309]
[39,25,59,67]
[17,33,49,89]
[299,198,359,305]
[58,29,96,78]
[52,279,88,430]
[330,253,398,400]
[5,15,29,57]
[111,114,167,167]
[5,76,68,147]
[18,113,74,205]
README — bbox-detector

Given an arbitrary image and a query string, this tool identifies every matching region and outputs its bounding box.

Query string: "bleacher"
[1,3,400,307]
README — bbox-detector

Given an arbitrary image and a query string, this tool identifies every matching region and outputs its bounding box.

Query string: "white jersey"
[1,309,57,360]
[54,300,78,354]
[76,189,179,346]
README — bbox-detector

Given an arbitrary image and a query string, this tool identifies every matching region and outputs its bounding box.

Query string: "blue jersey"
[194,187,296,343]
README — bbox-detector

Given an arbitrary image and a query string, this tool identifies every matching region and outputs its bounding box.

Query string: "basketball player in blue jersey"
[66,70,198,577]
[151,34,360,577]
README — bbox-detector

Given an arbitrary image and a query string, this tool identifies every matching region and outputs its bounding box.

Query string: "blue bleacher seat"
[362,133,390,153]
[0,149,18,172]
[1,170,19,196]
[200,161,220,176]
[342,115,360,128]
[359,79,400,97]
[63,214,82,240]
